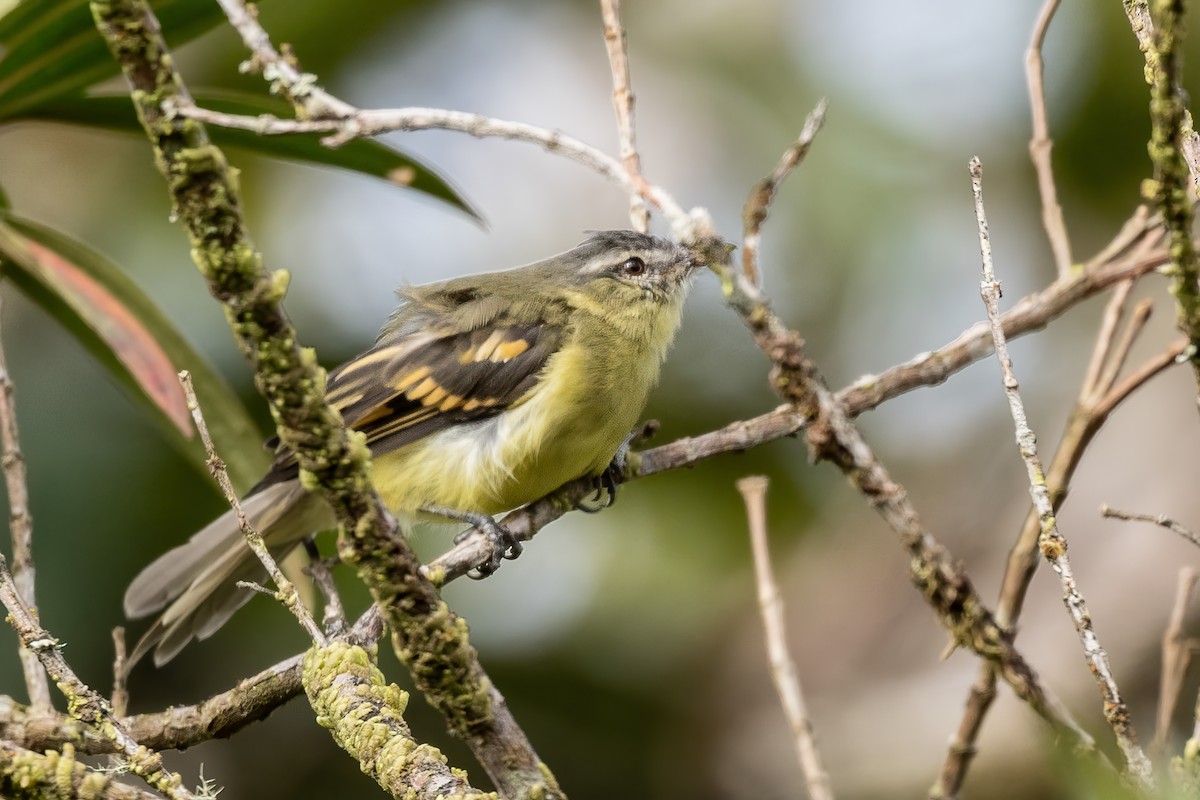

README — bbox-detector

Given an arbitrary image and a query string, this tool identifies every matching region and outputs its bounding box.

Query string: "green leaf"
[0,213,268,493]
[0,0,227,119]
[30,92,478,217]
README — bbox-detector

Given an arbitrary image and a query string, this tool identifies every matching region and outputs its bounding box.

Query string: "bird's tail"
[124,481,332,671]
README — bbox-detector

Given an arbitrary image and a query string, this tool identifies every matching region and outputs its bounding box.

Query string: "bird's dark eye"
[619,256,646,276]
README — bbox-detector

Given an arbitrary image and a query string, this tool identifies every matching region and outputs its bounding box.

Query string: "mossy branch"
[303,643,496,800]
[0,741,161,800]
[1146,0,1200,398]
[89,1,562,797]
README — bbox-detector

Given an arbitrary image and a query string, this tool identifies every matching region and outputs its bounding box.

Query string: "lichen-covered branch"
[303,642,494,799]
[0,741,161,800]
[1144,0,1200,401]
[0,556,197,799]
[0,605,380,755]
[89,2,563,797]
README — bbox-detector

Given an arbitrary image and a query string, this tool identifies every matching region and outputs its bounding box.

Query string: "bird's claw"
[434,509,521,579]
[575,445,629,513]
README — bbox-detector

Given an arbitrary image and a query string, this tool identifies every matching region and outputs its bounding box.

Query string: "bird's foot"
[576,437,637,513]
[424,505,522,578]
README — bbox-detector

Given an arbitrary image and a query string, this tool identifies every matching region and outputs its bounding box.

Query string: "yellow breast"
[369,337,662,516]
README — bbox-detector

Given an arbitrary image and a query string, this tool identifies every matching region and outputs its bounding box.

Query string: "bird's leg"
[575,436,634,513]
[422,504,522,578]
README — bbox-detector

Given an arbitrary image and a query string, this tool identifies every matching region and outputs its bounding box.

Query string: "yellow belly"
[369,339,657,516]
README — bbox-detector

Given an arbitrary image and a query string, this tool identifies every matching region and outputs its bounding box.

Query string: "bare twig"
[1101,504,1200,548]
[711,229,1099,759]
[970,156,1153,786]
[1025,0,1072,275]
[741,100,828,285]
[195,0,694,238]
[1158,568,1198,748]
[178,369,324,643]
[0,556,198,799]
[214,0,354,119]
[935,294,1183,796]
[0,294,51,710]
[736,476,834,800]
[111,627,129,719]
[175,101,694,237]
[599,0,649,232]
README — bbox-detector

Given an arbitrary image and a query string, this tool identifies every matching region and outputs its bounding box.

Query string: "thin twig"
[711,224,1099,759]
[1081,282,1135,396]
[599,0,649,232]
[1158,568,1198,748]
[1094,295,1150,396]
[934,335,1182,797]
[736,476,834,800]
[1092,338,1186,417]
[174,101,693,237]
[0,293,51,710]
[111,627,129,719]
[1101,504,1200,548]
[0,556,198,799]
[741,100,828,285]
[970,155,1153,787]
[1025,0,1072,275]
[214,0,354,119]
[178,370,324,644]
[198,0,693,238]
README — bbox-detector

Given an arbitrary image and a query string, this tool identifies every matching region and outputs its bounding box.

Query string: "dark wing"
[251,321,562,494]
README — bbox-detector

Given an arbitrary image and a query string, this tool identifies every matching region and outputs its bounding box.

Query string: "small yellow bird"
[125,230,708,668]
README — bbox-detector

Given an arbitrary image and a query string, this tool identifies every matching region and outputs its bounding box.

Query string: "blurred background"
[0,0,1198,797]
